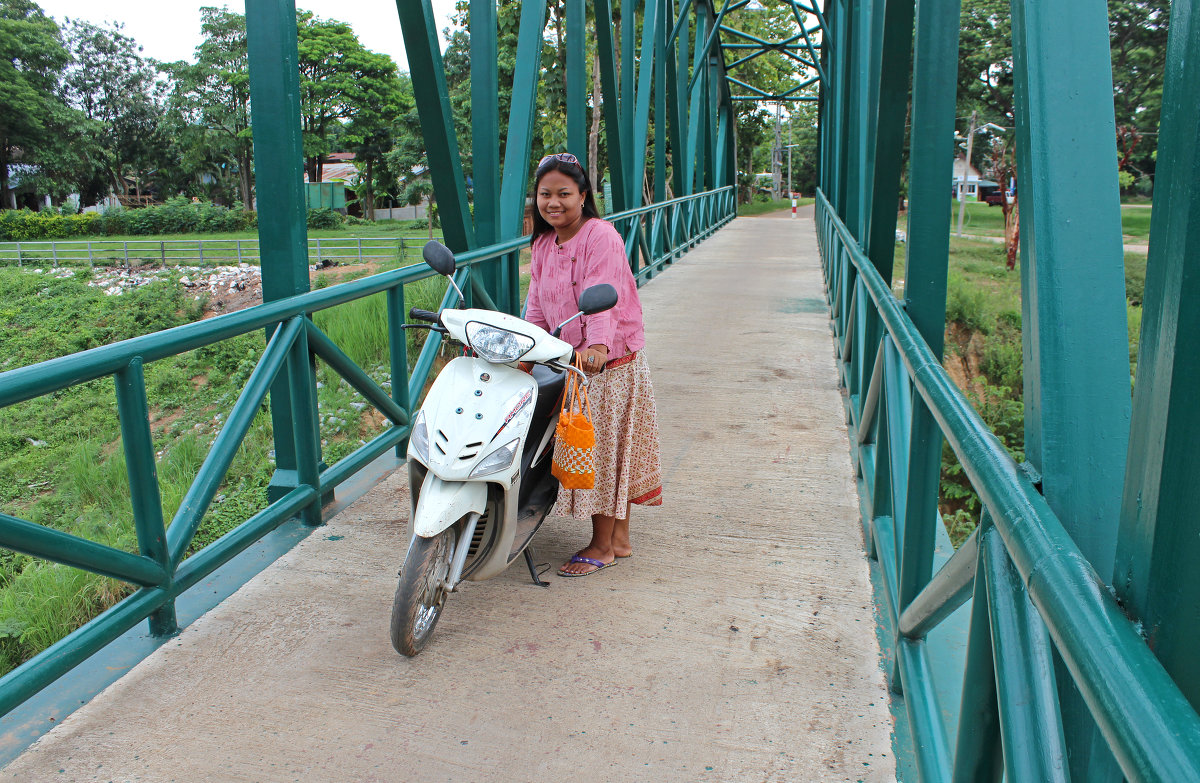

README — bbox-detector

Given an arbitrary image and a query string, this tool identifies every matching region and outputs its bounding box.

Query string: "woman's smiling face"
[536,170,586,232]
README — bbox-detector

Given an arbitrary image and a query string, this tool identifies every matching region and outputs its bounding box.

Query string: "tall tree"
[0,0,70,209]
[165,7,254,209]
[1109,0,1169,187]
[61,19,164,202]
[296,12,401,185]
[343,66,406,220]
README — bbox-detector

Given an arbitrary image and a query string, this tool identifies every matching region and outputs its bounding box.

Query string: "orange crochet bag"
[551,357,596,490]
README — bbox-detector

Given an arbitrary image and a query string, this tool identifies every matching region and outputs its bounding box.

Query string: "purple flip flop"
[557,554,619,578]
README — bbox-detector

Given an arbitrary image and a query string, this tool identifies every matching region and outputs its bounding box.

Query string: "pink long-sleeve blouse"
[524,217,646,358]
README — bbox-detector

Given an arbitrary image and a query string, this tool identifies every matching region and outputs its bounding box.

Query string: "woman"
[523,152,663,577]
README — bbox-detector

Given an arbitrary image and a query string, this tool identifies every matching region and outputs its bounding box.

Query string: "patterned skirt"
[553,351,663,519]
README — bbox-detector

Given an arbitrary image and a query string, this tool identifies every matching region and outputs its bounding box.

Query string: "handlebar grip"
[409,308,440,324]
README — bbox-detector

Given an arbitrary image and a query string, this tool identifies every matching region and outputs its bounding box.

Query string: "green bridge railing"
[0,188,733,716]
[817,190,1200,781]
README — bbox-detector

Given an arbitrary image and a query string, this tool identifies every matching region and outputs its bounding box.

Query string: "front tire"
[390,528,454,657]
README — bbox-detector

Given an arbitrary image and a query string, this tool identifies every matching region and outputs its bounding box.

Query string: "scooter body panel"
[411,472,488,538]
[411,356,537,484]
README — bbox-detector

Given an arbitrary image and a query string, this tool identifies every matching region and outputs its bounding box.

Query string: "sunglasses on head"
[538,152,581,168]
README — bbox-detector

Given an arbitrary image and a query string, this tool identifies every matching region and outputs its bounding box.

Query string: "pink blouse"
[524,218,646,358]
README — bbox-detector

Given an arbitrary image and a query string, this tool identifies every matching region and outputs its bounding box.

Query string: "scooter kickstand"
[524,548,551,587]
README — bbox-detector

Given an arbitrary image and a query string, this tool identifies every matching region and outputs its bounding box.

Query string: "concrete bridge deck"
[2,213,895,781]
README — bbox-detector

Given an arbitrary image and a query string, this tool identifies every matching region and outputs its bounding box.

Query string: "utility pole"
[787,112,793,199]
[956,110,978,238]
[772,102,783,201]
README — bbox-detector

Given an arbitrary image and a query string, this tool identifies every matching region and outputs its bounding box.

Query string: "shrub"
[0,209,98,241]
[306,208,344,230]
[1124,253,1147,306]
[944,272,992,334]
[979,326,1023,391]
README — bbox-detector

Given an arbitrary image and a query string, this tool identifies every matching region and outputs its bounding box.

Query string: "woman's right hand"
[576,346,608,375]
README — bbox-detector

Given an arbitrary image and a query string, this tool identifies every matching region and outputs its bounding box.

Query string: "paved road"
[3,214,894,782]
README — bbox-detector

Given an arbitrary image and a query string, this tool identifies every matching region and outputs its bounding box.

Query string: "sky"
[33,0,460,71]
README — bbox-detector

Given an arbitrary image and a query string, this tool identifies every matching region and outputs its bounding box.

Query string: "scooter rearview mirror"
[577,283,618,315]
[422,241,457,276]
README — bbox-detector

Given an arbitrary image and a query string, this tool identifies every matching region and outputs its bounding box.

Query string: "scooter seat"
[530,363,566,420]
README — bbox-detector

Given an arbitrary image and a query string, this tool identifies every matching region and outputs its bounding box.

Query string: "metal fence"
[0,236,427,269]
[817,191,1200,782]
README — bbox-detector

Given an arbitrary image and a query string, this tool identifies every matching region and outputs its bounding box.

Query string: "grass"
[737,197,815,217]
[941,200,1151,241]
[887,237,1146,547]
[0,259,458,675]
[0,222,444,269]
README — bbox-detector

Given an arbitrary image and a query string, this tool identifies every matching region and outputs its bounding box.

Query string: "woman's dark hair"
[530,156,601,239]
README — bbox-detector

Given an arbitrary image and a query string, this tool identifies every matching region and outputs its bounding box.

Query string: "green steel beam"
[668,0,695,44]
[655,0,668,206]
[470,0,501,304]
[1115,0,1200,715]
[952,515,1003,783]
[394,0,476,252]
[1009,0,1130,573]
[566,0,586,156]
[166,316,303,566]
[1010,0,1132,776]
[894,0,958,647]
[981,525,1069,782]
[114,359,176,636]
[496,0,549,314]
[594,0,628,212]
[246,0,311,505]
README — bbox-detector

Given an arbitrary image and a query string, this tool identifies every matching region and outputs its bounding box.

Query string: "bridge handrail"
[816,188,1200,782]
[0,186,735,718]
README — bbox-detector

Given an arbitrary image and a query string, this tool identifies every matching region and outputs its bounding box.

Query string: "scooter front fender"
[413,472,488,538]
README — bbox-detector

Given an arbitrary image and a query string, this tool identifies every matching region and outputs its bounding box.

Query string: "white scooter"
[390,241,617,656]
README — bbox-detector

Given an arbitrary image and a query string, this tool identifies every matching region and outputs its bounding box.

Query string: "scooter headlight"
[409,410,430,463]
[469,438,521,478]
[465,322,535,363]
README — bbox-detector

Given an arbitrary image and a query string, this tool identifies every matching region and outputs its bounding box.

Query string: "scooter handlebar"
[409,307,441,324]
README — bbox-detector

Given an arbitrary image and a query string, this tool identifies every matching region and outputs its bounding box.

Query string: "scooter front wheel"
[390,527,454,657]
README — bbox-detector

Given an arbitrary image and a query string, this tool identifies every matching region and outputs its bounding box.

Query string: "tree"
[1109,0,1169,190]
[296,12,402,186]
[0,0,70,209]
[343,72,406,220]
[957,0,1014,128]
[61,19,164,203]
[165,7,254,209]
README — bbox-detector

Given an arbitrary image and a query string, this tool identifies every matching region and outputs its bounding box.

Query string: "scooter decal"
[494,389,533,440]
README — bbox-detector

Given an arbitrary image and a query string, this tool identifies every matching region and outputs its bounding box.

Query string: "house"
[951,156,998,201]
[303,153,360,215]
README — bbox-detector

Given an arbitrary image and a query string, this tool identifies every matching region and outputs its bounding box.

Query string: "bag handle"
[561,355,592,421]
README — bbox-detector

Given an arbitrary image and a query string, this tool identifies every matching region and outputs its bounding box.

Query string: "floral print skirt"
[553,351,663,519]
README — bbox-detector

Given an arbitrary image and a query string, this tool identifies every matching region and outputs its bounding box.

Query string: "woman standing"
[523,153,663,577]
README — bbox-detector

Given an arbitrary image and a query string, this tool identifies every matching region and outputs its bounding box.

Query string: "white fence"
[0,236,426,268]
[371,204,428,221]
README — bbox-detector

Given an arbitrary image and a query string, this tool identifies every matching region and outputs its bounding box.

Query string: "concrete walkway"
[2,215,894,781]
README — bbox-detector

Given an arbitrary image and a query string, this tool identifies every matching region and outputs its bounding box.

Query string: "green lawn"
[940,200,1151,241]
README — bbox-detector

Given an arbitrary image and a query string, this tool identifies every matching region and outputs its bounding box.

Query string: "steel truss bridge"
[0,0,1198,780]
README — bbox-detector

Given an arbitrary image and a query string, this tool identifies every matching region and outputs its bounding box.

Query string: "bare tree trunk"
[1005,197,1019,271]
[239,150,254,211]
[1,144,14,209]
[364,158,376,221]
[588,53,602,201]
